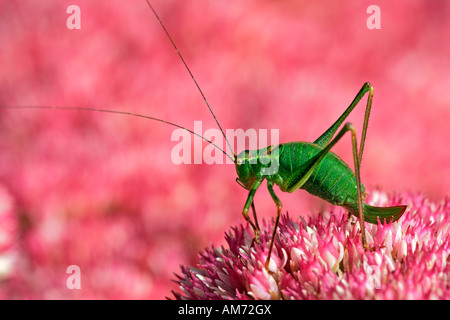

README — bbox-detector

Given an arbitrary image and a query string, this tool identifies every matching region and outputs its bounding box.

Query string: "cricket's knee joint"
[276,202,283,212]
[344,122,355,132]
[364,81,373,89]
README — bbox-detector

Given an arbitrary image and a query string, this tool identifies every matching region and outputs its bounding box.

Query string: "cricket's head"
[234,150,257,190]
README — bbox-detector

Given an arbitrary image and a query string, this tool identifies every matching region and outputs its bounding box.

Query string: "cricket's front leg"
[241,177,264,244]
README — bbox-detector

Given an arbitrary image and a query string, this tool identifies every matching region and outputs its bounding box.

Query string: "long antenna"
[145,0,236,160]
[5,105,234,162]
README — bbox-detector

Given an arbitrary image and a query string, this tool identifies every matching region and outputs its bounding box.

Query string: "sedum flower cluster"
[173,192,449,300]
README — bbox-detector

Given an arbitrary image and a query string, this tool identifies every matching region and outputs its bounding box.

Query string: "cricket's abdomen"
[275,142,364,206]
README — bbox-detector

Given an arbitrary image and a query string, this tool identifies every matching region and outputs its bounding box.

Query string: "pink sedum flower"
[0,187,17,284]
[172,191,450,300]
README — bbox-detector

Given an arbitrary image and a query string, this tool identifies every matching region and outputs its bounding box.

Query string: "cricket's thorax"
[235,142,365,206]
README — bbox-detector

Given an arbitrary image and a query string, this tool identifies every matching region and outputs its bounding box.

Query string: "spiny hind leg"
[314,82,374,166]
[313,82,374,246]
[346,123,367,248]
[288,122,368,248]
[358,86,373,164]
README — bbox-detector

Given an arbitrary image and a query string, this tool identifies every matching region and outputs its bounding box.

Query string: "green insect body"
[235,82,406,268]
[236,141,405,226]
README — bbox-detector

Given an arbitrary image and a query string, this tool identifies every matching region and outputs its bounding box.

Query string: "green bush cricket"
[234,82,407,269]
[145,1,407,268]
[2,0,407,271]
[147,0,407,269]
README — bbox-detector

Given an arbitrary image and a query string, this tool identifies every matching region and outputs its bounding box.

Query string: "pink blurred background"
[0,0,449,299]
